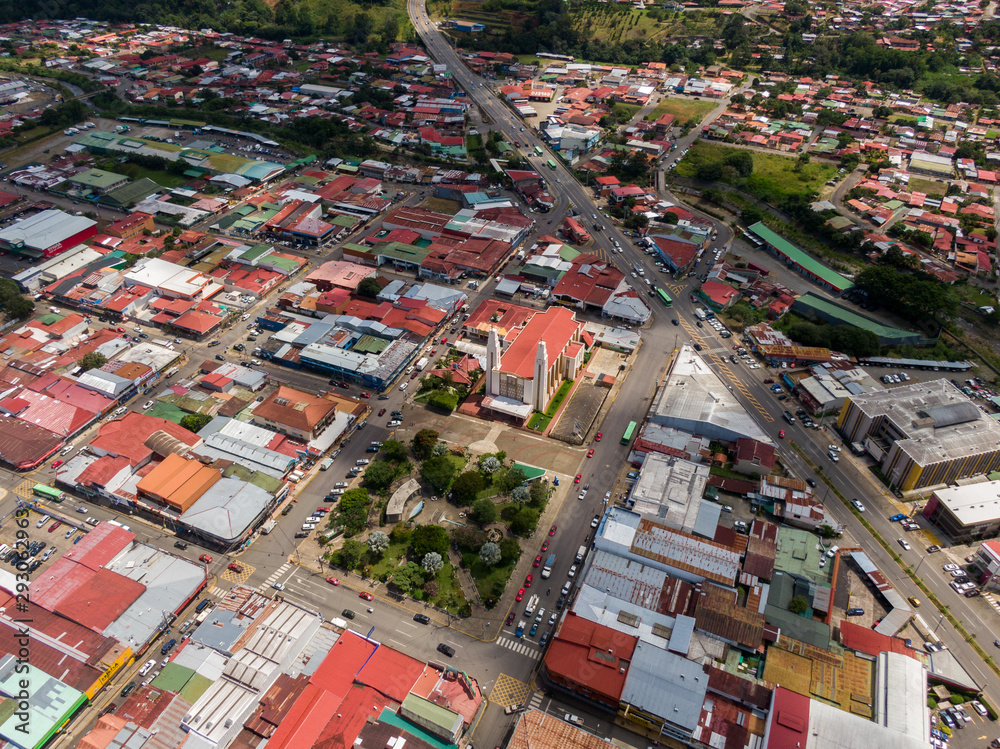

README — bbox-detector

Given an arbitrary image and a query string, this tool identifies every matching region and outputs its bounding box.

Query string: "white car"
[271,582,285,591]
[828,445,841,452]
[399,382,408,391]
[567,565,578,578]
[897,538,911,551]
[828,451,839,462]
[851,499,866,512]
[142,400,154,410]
[942,563,960,572]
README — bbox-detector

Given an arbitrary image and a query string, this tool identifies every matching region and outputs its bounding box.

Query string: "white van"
[139,659,157,677]
[35,515,50,529]
[320,458,334,471]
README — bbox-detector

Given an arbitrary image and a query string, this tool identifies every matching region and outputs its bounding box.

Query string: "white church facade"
[480,306,587,421]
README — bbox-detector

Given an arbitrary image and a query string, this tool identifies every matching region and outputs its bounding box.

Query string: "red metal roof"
[764,688,808,748]
[500,306,581,379]
[542,612,636,703]
[839,620,920,659]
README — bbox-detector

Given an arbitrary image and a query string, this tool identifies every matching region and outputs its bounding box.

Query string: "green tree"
[499,537,521,563]
[357,276,382,299]
[471,498,498,524]
[828,326,881,357]
[789,595,809,614]
[529,481,548,505]
[427,390,458,412]
[180,413,213,433]
[495,467,527,494]
[511,507,540,536]
[412,525,450,558]
[511,486,530,504]
[451,471,486,505]
[0,279,33,320]
[421,455,458,494]
[363,460,398,492]
[411,429,440,460]
[338,539,365,570]
[479,456,502,476]
[381,439,408,463]
[78,351,107,372]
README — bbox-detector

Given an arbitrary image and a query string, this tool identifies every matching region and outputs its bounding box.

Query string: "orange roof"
[136,453,221,512]
[500,306,581,379]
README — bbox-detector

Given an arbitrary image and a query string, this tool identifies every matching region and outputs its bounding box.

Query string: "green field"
[131,166,188,188]
[572,6,719,44]
[675,141,837,204]
[907,177,947,198]
[646,97,718,124]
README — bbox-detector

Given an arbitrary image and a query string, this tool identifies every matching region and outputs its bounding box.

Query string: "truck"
[414,357,429,371]
[541,553,556,579]
[320,457,334,471]
[694,308,708,320]
[575,545,586,564]
[261,519,276,535]
[524,594,539,616]
[515,620,526,637]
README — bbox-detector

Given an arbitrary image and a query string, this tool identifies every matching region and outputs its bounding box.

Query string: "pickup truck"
[515,620,526,637]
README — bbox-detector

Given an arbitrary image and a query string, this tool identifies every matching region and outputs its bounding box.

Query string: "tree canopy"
[411,525,449,558]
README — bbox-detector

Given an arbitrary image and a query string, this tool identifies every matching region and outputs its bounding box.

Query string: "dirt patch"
[549,379,609,445]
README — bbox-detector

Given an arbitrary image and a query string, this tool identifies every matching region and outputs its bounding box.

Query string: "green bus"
[546,159,557,170]
[33,484,63,502]
[534,145,543,156]
[655,288,673,307]
[621,421,637,445]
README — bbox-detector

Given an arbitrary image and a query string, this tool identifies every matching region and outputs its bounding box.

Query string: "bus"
[534,145,543,157]
[546,159,557,170]
[621,421,637,445]
[655,288,673,307]
[32,484,63,503]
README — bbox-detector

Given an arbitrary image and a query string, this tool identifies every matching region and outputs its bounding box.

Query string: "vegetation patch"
[675,140,836,205]
[526,379,573,432]
[645,97,717,125]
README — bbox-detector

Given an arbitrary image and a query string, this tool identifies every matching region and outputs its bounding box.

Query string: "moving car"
[227,562,243,572]
[413,614,430,624]
[359,592,374,601]
[326,577,340,585]
[199,554,213,563]
[851,499,866,512]
[897,538,911,551]
[548,525,557,536]
[516,588,525,601]
[436,643,456,657]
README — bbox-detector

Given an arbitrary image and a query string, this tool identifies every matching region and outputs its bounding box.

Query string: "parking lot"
[0,504,91,580]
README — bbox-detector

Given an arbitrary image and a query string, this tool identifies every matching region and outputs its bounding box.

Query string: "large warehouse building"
[837,379,1000,492]
[0,209,97,259]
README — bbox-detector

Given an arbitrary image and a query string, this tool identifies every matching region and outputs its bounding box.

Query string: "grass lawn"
[958,284,996,309]
[675,141,836,204]
[366,537,466,612]
[130,166,188,188]
[183,45,229,62]
[645,97,717,124]
[462,553,518,604]
[907,177,947,198]
[613,103,642,122]
[526,379,573,432]
[424,196,462,213]
[467,133,483,150]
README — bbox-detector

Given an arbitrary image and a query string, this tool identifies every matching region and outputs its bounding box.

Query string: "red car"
[326,576,340,586]
[51,460,64,469]
[524,574,533,588]
[574,473,582,484]
[587,449,594,458]
[516,587,525,601]
[228,562,243,572]
[199,554,213,564]
[48,521,61,533]
[359,592,374,601]
[378,408,386,416]
[430,349,437,356]
[548,524,557,536]
[116,327,126,333]
[778,430,785,439]
[541,539,549,552]
[410,371,419,379]
[763,378,774,384]
[595,432,602,442]
[533,554,542,567]
[359,392,370,399]
[506,612,516,626]
[441,337,448,344]
[315,506,329,513]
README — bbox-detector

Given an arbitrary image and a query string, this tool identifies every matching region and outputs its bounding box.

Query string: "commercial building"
[626,453,718,536]
[922,480,1000,543]
[0,209,97,259]
[482,306,587,421]
[749,223,853,293]
[251,385,356,444]
[647,344,772,445]
[837,379,1000,491]
[797,362,884,415]
[66,168,130,195]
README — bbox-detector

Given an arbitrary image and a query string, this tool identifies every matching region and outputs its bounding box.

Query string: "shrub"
[427,390,458,412]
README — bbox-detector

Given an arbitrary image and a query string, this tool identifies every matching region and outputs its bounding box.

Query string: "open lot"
[645,96,718,125]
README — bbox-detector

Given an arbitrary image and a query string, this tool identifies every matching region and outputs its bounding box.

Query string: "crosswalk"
[263,562,291,590]
[496,635,542,661]
[527,691,544,711]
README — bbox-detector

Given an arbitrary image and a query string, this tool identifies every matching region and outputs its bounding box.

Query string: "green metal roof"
[793,292,916,341]
[353,335,389,354]
[68,168,127,189]
[101,177,160,207]
[748,222,853,292]
[513,462,546,481]
[400,693,462,730]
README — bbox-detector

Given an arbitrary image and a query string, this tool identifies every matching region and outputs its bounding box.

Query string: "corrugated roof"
[620,642,708,730]
[749,223,853,291]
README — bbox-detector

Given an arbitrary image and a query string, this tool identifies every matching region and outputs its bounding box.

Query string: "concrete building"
[482,306,586,421]
[797,363,884,415]
[922,480,1000,543]
[0,209,97,259]
[837,379,1000,491]
[626,453,718,537]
